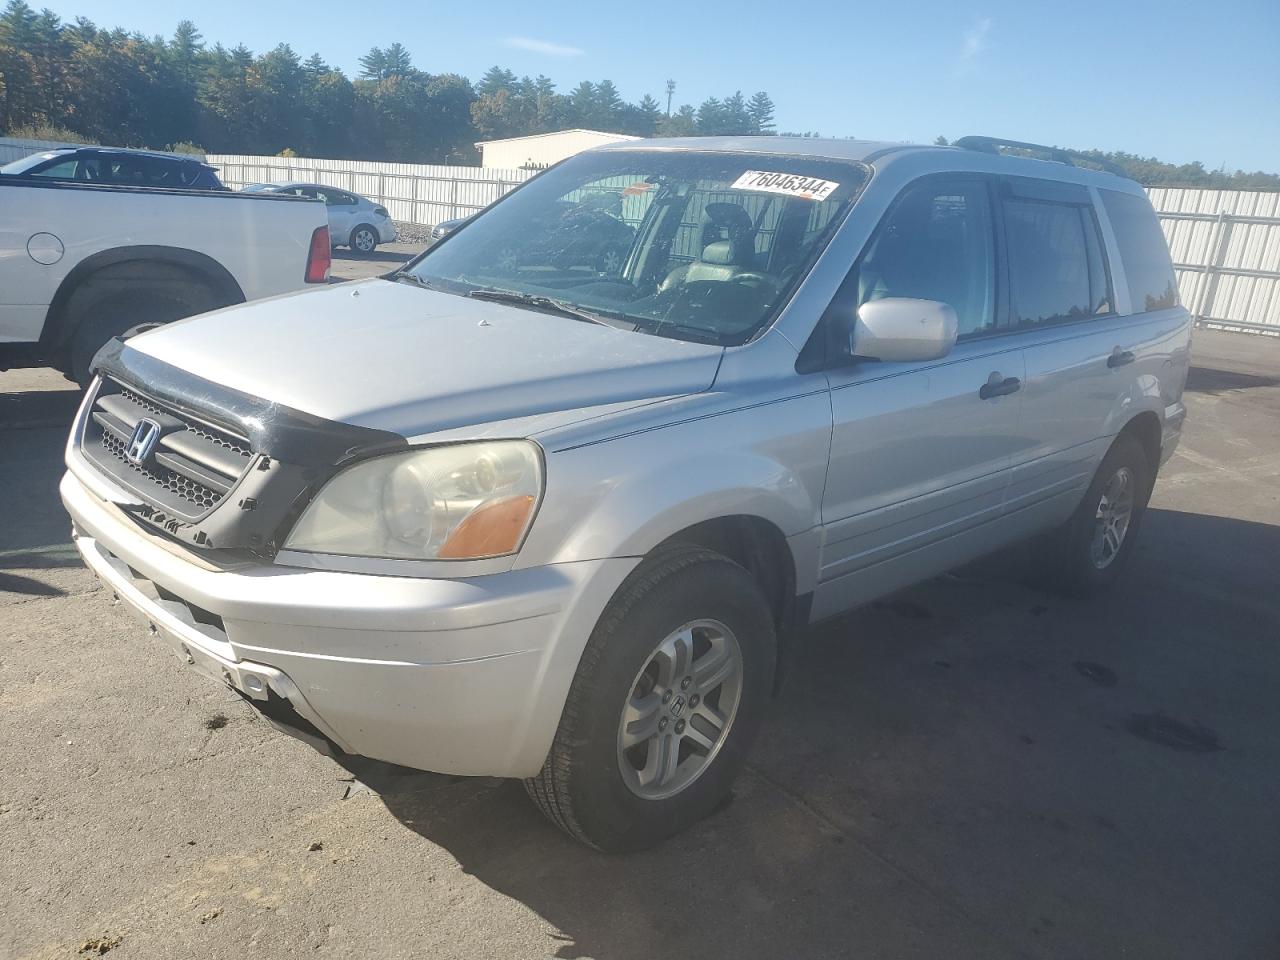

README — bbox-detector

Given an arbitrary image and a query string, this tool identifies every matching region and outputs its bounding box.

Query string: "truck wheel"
[69,290,199,387]
[350,225,378,255]
[525,544,775,852]
[1045,434,1153,595]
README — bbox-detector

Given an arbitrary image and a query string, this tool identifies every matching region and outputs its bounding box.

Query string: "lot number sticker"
[730,170,840,201]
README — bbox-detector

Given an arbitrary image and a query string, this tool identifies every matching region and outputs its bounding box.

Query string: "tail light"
[305,226,331,283]
[373,206,389,217]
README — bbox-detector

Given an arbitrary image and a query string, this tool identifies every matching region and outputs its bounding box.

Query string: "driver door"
[814,177,1024,619]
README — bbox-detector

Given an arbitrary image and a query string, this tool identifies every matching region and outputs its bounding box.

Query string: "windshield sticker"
[729,170,840,201]
[622,180,655,196]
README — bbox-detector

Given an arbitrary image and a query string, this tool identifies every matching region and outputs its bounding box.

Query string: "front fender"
[516,390,831,577]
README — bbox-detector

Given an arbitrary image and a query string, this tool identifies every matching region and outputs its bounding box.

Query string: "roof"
[592,136,1141,192]
[475,129,642,147]
[253,181,366,194]
[43,145,210,164]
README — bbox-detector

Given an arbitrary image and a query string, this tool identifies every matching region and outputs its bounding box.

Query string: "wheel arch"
[657,514,807,694]
[1116,409,1162,477]
[40,245,245,356]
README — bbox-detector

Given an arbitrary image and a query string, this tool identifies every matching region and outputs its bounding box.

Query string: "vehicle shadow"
[337,508,1280,960]
[1185,365,1280,393]
[0,384,86,575]
[339,249,415,264]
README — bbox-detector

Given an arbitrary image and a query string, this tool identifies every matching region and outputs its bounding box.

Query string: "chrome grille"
[81,379,254,521]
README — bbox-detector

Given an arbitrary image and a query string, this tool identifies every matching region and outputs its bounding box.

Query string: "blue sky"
[37,0,1280,172]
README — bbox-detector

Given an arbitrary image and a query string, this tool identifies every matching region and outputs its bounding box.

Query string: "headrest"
[704,202,754,238]
[699,240,741,265]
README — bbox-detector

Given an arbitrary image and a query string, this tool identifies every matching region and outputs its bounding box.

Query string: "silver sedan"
[242,182,397,254]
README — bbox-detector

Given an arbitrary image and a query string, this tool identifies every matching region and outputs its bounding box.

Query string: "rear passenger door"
[318,189,359,245]
[815,176,1025,619]
[1001,178,1178,529]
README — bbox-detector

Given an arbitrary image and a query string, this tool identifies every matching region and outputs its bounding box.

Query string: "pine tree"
[383,42,411,78]
[357,46,386,81]
[747,91,775,134]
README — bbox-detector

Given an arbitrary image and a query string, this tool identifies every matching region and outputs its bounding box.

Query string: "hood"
[128,279,723,438]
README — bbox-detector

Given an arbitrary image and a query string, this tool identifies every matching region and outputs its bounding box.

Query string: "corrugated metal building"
[475,130,639,169]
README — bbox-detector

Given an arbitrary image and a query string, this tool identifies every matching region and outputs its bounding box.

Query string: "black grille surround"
[85,381,254,519]
[76,340,408,555]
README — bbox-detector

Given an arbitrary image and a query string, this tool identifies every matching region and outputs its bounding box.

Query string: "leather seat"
[684,240,747,283]
[662,203,756,291]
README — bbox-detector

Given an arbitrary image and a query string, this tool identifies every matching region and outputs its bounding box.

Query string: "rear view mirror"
[849,298,959,363]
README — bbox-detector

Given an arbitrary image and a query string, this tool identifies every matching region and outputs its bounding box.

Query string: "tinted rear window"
[1003,199,1110,327]
[1100,189,1179,313]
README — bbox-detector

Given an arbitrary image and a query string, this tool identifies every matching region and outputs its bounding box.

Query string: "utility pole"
[665,79,675,117]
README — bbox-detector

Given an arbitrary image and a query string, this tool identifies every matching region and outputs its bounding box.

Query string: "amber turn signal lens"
[438,495,536,559]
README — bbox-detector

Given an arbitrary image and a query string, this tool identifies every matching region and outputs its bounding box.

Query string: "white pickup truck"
[0,176,331,383]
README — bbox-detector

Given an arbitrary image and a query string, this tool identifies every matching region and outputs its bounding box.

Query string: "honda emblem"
[125,418,162,465]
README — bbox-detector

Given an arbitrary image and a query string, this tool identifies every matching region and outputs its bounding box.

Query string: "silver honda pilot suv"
[62,136,1190,851]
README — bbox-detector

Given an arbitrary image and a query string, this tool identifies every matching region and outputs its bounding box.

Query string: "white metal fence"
[0,136,82,164]
[208,154,536,227]
[0,136,206,164]
[1149,188,1280,335]
[5,135,1278,334]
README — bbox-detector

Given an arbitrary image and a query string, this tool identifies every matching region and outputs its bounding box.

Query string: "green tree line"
[1,1,1275,188]
[0,3,775,163]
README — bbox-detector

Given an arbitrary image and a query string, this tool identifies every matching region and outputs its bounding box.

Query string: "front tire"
[525,545,776,852]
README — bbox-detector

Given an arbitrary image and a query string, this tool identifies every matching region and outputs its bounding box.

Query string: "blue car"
[0,146,225,190]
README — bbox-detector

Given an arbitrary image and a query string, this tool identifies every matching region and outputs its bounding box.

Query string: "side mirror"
[847,297,959,363]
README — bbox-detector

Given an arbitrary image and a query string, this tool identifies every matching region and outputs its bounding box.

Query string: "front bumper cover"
[62,470,637,777]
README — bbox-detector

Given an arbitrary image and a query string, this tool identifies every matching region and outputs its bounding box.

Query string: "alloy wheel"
[1091,466,1135,569]
[617,619,743,800]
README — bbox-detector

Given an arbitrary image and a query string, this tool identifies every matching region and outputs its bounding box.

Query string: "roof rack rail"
[952,136,1128,177]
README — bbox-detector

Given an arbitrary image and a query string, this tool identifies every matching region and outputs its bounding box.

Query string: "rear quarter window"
[1100,189,1179,313]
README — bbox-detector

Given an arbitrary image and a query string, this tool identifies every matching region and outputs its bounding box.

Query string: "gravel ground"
[1,330,1279,959]
[391,221,434,244]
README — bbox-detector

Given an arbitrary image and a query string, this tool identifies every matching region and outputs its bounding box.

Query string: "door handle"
[1107,349,1136,369]
[979,376,1022,400]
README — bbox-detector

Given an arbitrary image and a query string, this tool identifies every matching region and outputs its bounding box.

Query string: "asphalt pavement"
[2,310,1278,959]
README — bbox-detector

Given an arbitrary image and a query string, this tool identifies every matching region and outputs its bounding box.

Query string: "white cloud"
[958,17,992,70]
[502,36,585,58]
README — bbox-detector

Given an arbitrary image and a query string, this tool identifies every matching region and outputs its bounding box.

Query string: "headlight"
[284,441,542,561]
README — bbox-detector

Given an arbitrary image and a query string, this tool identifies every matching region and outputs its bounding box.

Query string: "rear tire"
[350,225,378,255]
[1043,434,1153,595]
[525,544,776,852]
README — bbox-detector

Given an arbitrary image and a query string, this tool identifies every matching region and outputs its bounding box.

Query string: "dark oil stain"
[1019,735,1036,745]
[1030,605,1049,616]
[933,660,952,669]
[204,714,229,730]
[1126,713,1223,754]
[1074,661,1118,687]
[1094,815,1117,831]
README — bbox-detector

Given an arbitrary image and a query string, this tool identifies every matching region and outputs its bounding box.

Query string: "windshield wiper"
[387,271,434,289]
[466,288,630,329]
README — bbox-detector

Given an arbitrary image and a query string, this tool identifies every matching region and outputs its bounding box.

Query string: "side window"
[28,158,78,179]
[854,180,996,338]
[1003,198,1110,327]
[1100,189,1179,313]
